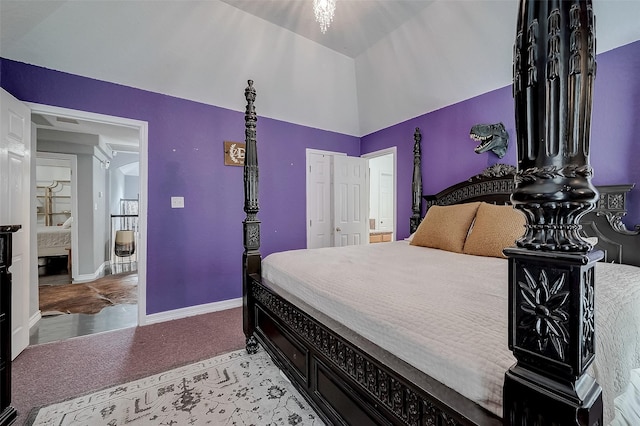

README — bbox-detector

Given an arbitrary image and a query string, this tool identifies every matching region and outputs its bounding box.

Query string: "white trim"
[305,148,347,157]
[361,147,398,241]
[35,152,79,279]
[142,298,242,326]
[73,261,108,283]
[25,103,149,326]
[29,310,42,329]
[136,123,148,325]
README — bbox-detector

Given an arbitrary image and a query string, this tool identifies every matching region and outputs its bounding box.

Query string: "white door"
[306,152,332,249]
[0,88,31,359]
[333,156,368,246]
[378,171,393,233]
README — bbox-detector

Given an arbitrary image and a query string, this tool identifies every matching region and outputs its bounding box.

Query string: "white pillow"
[62,216,73,229]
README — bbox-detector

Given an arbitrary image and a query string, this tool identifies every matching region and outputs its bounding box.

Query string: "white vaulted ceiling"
[1,0,640,137]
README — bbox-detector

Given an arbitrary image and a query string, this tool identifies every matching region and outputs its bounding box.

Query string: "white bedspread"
[262,241,640,424]
[37,226,71,256]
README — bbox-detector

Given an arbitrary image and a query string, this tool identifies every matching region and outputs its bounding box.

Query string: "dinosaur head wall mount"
[470,123,509,159]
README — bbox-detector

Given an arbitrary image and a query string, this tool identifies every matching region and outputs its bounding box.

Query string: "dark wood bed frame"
[242,1,640,424]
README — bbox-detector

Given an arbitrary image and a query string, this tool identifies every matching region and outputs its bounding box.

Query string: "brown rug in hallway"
[39,272,137,315]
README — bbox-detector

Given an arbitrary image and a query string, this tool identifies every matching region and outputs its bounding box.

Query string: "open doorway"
[362,147,397,243]
[27,104,148,345]
[35,153,77,285]
[305,148,396,248]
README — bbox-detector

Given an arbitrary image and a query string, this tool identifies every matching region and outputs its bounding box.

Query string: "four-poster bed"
[242,1,640,425]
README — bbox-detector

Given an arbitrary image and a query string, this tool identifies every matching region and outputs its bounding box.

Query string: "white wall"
[3,1,640,138]
[0,0,360,136]
[110,168,125,216]
[124,175,139,200]
[355,1,517,136]
[368,154,393,230]
[355,0,640,136]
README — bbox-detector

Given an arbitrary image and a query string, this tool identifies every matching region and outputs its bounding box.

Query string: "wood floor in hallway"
[31,268,138,345]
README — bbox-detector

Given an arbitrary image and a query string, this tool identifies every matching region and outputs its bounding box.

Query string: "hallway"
[31,263,138,345]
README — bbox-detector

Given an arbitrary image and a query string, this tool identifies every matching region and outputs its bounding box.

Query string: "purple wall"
[2,40,638,313]
[0,58,359,314]
[362,40,640,238]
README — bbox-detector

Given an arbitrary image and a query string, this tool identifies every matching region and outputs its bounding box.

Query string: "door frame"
[35,152,79,280]
[361,147,397,241]
[26,103,149,326]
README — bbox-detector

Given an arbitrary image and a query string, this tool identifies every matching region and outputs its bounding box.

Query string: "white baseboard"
[73,261,107,283]
[29,310,42,329]
[142,298,242,326]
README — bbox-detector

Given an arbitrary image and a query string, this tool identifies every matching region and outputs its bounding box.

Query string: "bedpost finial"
[413,128,422,157]
[411,127,423,234]
[243,79,260,248]
[245,80,256,105]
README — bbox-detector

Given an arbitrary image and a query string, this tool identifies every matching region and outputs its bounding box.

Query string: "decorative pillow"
[463,203,526,258]
[62,216,73,229]
[410,202,481,253]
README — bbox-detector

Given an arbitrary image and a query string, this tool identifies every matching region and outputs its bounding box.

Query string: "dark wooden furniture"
[424,165,640,266]
[0,225,20,426]
[241,1,639,425]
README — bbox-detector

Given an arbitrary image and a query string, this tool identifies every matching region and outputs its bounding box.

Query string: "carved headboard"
[581,184,640,265]
[423,164,640,266]
[424,164,516,208]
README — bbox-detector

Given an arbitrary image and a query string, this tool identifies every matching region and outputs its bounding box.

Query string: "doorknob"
[336,227,341,232]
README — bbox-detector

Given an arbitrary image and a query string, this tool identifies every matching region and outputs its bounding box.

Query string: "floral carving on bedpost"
[410,128,422,234]
[242,80,261,355]
[504,1,604,425]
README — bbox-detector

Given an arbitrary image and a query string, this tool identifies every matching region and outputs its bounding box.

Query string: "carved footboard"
[250,278,501,426]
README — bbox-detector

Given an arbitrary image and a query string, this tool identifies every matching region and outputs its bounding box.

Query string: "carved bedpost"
[504,1,603,424]
[410,128,422,234]
[243,80,261,354]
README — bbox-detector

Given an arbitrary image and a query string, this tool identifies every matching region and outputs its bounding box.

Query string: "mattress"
[37,226,71,257]
[262,241,640,424]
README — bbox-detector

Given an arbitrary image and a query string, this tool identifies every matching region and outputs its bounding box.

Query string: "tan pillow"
[463,202,526,258]
[410,202,481,253]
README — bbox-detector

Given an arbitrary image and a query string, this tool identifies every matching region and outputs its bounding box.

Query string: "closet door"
[306,152,332,249]
[333,155,368,247]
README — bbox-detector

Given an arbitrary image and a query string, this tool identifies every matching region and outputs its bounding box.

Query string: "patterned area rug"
[29,348,325,425]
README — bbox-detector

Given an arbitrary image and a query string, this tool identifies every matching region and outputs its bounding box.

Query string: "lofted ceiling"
[218,0,435,58]
[1,0,640,138]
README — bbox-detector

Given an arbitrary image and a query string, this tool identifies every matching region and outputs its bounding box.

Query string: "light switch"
[171,196,185,208]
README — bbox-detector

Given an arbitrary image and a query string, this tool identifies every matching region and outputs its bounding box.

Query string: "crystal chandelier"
[313,0,336,34]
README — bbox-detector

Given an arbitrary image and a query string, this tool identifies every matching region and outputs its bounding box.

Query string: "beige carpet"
[29,348,325,425]
[39,272,137,315]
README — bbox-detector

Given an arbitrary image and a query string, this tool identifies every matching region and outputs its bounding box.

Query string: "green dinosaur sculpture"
[470,123,509,159]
